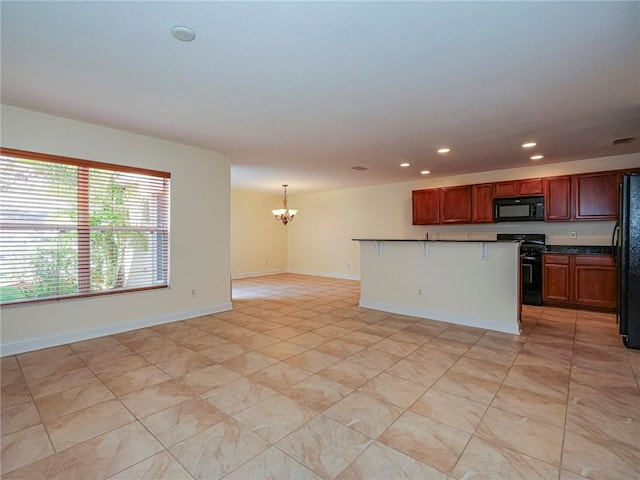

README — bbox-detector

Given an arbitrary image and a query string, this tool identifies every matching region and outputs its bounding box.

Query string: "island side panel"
[358,241,521,334]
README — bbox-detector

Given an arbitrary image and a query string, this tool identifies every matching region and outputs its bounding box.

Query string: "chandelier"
[272,184,298,225]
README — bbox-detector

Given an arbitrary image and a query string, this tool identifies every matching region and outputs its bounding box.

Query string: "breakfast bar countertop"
[351,238,500,243]
[354,239,521,335]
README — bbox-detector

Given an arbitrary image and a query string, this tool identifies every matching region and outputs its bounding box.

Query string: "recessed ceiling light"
[171,26,196,42]
[400,162,411,167]
[437,148,450,154]
[522,142,537,148]
[530,155,544,160]
[420,170,431,175]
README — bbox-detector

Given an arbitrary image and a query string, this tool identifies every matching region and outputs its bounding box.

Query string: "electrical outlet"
[191,289,197,297]
[570,232,577,239]
[418,289,423,297]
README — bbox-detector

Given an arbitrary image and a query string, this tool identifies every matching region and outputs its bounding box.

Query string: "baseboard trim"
[231,269,286,279]
[231,269,360,281]
[359,300,520,335]
[286,269,360,281]
[0,303,233,357]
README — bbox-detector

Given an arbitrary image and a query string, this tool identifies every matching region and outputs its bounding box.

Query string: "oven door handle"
[520,255,542,262]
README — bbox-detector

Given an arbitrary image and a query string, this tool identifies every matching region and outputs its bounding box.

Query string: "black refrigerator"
[614,173,640,349]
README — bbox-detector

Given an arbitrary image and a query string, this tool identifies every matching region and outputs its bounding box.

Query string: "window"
[0,148,170,305]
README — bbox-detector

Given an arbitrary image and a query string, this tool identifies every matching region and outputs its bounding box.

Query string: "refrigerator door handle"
[612,222,620,265]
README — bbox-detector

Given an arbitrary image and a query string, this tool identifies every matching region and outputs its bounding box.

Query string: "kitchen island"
[353,239,521,334]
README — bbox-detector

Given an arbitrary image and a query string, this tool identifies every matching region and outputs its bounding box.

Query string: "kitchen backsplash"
[418,220,616,245]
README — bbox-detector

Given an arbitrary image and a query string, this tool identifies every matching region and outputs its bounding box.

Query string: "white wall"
[231,189,287,278]
[0,105,231,354]
[287,153,640,279]
[359,241,521,334]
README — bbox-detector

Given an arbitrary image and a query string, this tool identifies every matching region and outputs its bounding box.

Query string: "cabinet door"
[471,183,494,223]
[574,255,617,309]
[545,176,572,221]
[543,254,571,302]
[494,179,544,197]
[573,172,620,220]
[440,186,472,224]
[412,189,440,225]
[494,181,518,197]
[518,178,544,195]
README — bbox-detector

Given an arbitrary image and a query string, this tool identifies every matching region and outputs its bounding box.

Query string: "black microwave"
[494,196,545,222]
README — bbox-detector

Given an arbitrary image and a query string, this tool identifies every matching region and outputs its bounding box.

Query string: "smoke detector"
[171,26,196,42]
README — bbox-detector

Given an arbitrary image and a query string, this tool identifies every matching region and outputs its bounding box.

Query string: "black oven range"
[497,233,546,306]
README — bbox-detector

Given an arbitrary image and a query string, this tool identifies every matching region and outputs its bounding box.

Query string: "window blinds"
[0,148,170,305]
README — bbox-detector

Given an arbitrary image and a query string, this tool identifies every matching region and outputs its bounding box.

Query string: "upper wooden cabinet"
[413,168,624,226]
[494,178,544,197]
[545,171,620,221]
[545,176,572,221]
[412,186,474,225]
[493,181,518,197]
[471,183,494,223]
[440,186,471,224]
[412,189,440,225]
[573,171,620,220]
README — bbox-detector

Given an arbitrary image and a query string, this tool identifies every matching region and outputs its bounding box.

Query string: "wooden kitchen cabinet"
[546,171,619,221]
[494,178,544,197]
[518,178,545,195]
[440,185,472,223]
[573,171,619,220]
[412,189,440,225]
[414,184,486,225]
[543,254,571,302]
[413,168,625,226]
[545,176,572,221]
[493,181,518,197]
[573,255,617,309]
[543,253,616,310]
[471,183,494,223]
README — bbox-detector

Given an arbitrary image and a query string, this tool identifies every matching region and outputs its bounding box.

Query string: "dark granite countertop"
[352,240,614,254]
[352,239,500,243]
[545,245,613,255]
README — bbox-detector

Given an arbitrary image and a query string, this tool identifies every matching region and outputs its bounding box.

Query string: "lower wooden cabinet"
[543,255,571,302]
[543,254,616,310]
[574,255,617,309]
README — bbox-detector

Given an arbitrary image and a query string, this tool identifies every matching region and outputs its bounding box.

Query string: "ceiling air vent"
[351,166,368,171]
[612,136,634,146]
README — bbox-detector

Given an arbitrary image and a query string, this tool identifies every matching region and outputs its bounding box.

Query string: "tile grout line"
[3,277,628,479]
[556,308,577,480]
[447,323,529,477]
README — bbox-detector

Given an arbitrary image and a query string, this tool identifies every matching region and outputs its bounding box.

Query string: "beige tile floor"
[1,273,639,479]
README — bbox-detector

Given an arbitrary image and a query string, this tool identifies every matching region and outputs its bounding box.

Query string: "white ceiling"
[1,1,639,194]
